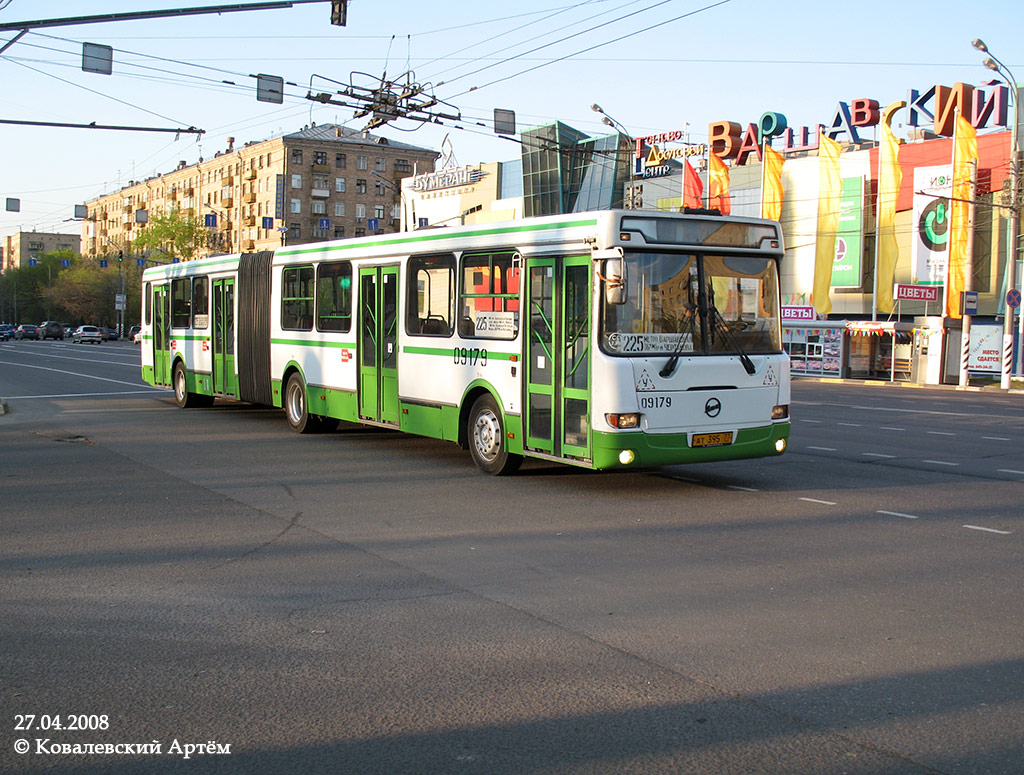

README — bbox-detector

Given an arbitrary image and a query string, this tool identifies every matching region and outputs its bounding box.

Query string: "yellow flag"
[813,132,842,316]
[876,122,902,314]
[761,143,784,221]
[946,113,978,318]
[708,153,731,215]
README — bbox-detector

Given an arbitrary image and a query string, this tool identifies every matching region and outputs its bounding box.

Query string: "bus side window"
[406,254,455,337]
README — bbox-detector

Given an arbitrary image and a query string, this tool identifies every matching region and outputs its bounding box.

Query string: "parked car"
[101,327,119,341]
[38,321,65,340]
[127,325,142,343]
[72,325,103,344]
[14,324,40,340]
[0,324,13,341]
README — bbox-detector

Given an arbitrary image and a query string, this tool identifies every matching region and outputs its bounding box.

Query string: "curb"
[795,376,1024,394]
[0,397,7,415]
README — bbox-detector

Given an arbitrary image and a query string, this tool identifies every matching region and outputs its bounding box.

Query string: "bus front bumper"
[591,422,790,470]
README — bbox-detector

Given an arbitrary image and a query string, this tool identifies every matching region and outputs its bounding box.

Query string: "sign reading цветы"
[894,284,940,303]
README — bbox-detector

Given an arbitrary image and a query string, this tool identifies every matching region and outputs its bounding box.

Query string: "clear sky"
[1,0,1021,238]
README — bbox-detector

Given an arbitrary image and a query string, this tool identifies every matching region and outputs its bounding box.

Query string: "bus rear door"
[153,284,171,386]
[212,277,237,397]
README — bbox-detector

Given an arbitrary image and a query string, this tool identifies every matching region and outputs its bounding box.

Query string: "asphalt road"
[1,339,1022,774]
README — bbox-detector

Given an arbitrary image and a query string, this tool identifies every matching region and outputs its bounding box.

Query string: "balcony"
[243,240,255,251]
[311,163,330,173]
[243,216,256,227]
[244,193,257,204]
[245,169,257,180]
[221,197,234,208]
[311,188,331,198]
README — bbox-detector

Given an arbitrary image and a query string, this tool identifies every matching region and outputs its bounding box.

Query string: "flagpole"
[872,133,881,322]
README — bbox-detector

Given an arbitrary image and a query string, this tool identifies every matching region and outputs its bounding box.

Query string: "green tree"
[46,260,118,327]
[132,207,206,263]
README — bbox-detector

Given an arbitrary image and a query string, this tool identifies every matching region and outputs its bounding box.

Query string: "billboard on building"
[830,176,865,288]
[911,165,952,285]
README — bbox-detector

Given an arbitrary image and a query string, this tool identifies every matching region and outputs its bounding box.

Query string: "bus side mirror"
[604,258,626,305]
[591,248,627,305]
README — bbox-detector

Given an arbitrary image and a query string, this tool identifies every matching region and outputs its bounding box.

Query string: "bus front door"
[358,265,399,425]
[212,278,236,397]
[525,256,591,460]
[153,284,171,386]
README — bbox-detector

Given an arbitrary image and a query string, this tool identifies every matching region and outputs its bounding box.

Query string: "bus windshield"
[601,252,782,357]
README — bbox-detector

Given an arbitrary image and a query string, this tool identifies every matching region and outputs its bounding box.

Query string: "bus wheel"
[467,394,522,475]
[173,362,211,408]
[285,372,322,434]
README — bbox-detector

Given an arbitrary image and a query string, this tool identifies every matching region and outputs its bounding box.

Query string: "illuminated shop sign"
[630,129,708,178]
[411,167,486,192]
[710,81,1009,166]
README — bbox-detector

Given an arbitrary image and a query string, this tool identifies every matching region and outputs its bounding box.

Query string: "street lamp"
[591,103,638,208]
[972,38,1021,387]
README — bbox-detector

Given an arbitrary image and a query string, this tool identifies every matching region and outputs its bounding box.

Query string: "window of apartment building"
[313,175,329,191]
[355,203,366,220]
[311,226,330,239]
[354,227,365,237]
[375,157,386,172]
[374,205,385,220]
[290,199,302,214]
[356,155,368,170]
[291,173,302,189]
[334,201,345,217]
[314,151,328,166]
[356,179,367,194]
[333,226,345,239]
[390,204,401,219]
[335,153,346,168]
[288,222,301,240]
[290,149,302,164]
[374,180,386,196]
[311,200,326,215]
[335,177,346,192]
[394,159,412,173]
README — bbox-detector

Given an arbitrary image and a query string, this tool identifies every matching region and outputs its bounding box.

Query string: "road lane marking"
[808,446,837,451]
[801,419,823,423]
[2,348,140,368]
[923,460,960,466]
[0,359,150,388]
[5,390,165,400]
[984,436,1011,441]
[838,422,861,427]
[878,510,919,519]
[799,497,837,505]
[880,426,905,431]
[863,452,895,458]
[927,431,956,436]
[728,485,760,492]
[963,525,1012,535]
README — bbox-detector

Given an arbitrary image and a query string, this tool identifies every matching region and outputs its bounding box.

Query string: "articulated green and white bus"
[139,209,790,474]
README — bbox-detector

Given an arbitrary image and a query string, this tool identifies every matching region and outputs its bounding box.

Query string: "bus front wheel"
[467,394,522,476]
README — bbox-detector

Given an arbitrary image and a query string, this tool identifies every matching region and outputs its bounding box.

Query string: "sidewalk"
[795,375,1024,394]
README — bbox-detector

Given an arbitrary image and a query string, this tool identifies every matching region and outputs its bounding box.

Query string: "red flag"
[682,158,703,209]
[708,153,731,215]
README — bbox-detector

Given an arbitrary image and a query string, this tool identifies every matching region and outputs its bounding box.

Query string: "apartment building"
[2,231,81,271]
[82,124,438,259]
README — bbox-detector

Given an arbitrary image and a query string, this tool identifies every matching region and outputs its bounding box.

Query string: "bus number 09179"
[639,395,671,409]
[454,347,488,366]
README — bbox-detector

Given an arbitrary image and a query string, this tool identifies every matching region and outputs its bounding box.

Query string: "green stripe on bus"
[276,218,599,257]
[271,338,357,348]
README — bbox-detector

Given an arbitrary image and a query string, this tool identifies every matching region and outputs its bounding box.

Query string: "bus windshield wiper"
[658,303,697,378]
[708,304,756,375]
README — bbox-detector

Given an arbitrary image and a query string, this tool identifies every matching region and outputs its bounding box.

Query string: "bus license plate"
[692,431,733,448]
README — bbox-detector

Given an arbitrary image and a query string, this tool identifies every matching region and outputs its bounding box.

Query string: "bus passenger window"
[171,278,191,328]
[406,254,455,336]
[281,266,314,331]
[459,252,519,340]
[316,261,352,333]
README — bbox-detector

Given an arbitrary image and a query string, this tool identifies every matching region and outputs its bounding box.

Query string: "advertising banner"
[911,165,952,285]
[968,324,1002,373]
[830,176,865,288]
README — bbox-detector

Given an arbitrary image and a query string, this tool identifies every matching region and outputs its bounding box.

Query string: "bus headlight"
[606,412,641,429]
[618,449,636,465]
[775,438,787,453]
[772,404,789,420]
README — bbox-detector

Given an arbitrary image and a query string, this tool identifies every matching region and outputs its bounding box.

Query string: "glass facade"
[520,122,630,217]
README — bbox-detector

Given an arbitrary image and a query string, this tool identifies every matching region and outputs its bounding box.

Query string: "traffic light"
[330,0,347,26]
[118,250,123,263]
